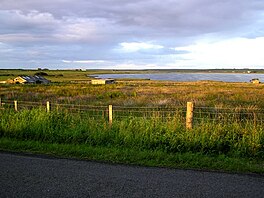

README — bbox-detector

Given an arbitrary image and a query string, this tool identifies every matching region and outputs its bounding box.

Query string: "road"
[0,151,264,198]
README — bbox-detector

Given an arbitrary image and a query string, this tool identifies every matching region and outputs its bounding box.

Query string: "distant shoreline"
[1,68,264,74]
[1,69,264,82]
[93,72,264,83]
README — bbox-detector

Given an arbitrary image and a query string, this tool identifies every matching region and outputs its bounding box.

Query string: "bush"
[34,72,48,76]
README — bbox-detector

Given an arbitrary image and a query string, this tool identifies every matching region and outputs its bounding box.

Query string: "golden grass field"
[1,69,264,109]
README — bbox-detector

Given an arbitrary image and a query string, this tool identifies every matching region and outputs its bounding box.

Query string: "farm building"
[8,75,50,84]
[91,79,115,85]
[250,78,260,84]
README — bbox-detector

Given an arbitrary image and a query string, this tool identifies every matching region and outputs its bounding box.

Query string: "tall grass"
[1,109,263,159]
[2,81,264,108]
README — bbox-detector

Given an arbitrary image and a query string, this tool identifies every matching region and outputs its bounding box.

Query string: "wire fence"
[1,99,264,126]
[194,106,264,123]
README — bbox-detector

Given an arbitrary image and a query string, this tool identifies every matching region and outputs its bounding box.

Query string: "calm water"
[95,73,264,82]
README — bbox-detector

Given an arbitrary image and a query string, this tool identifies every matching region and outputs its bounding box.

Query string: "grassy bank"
[1,138,263,173]
[0,109,263,173]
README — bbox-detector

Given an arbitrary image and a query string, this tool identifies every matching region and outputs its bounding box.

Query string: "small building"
[8,75,50,84]
[250,78,260,84]
[91,79,115,85]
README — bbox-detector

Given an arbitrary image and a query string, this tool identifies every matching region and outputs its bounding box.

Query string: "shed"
[10,75,50,84]
[91,79,115,85]
[250,78,260,84]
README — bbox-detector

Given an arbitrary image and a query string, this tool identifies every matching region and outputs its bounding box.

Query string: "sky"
[1,0,264,70]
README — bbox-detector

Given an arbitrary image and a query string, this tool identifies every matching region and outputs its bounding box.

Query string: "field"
[0,69,264,173]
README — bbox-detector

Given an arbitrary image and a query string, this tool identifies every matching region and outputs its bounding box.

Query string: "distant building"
[91,79,115,85]
[250,78,260,84]
[7,75,50,84]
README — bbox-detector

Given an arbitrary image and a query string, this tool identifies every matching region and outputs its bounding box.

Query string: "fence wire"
[1,99,264,124]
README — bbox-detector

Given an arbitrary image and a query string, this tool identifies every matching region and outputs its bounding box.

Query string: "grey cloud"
[1,0,263,36]
[0,10,58,34]
[0,10,115,44]
[1,0,264,69]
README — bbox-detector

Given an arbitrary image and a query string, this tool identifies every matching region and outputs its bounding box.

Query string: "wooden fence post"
[47,101,50,112]
[186,102,194,129]
[109,105,113,126]
[14,100,18,111]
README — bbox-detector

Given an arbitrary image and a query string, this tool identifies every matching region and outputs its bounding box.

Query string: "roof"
[20,76,36,83]
[91,78,114,81]
[16,75,50,83]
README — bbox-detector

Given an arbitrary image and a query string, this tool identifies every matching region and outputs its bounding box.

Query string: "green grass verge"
[1,108,263,174]
[0,137,263,174]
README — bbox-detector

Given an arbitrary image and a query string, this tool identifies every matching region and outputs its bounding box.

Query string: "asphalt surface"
[0,152,264,198]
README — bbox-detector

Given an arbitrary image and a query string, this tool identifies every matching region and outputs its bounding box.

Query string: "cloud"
[173,37,264,67]
[1,0,264,69]
[0,10,58,34]
[2,0,263,38]
[0,9,114,44]
[119,42,164,52]
[53,18,103,43]
[62,60,106,63]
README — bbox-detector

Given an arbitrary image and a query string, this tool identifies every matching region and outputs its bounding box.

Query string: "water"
[94,73,264,82]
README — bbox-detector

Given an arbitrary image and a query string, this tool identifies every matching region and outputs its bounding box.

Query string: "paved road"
[0,152,264,198]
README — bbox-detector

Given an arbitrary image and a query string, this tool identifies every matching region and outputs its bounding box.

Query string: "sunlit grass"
[2,80,264,108]
[1,109,263,159]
